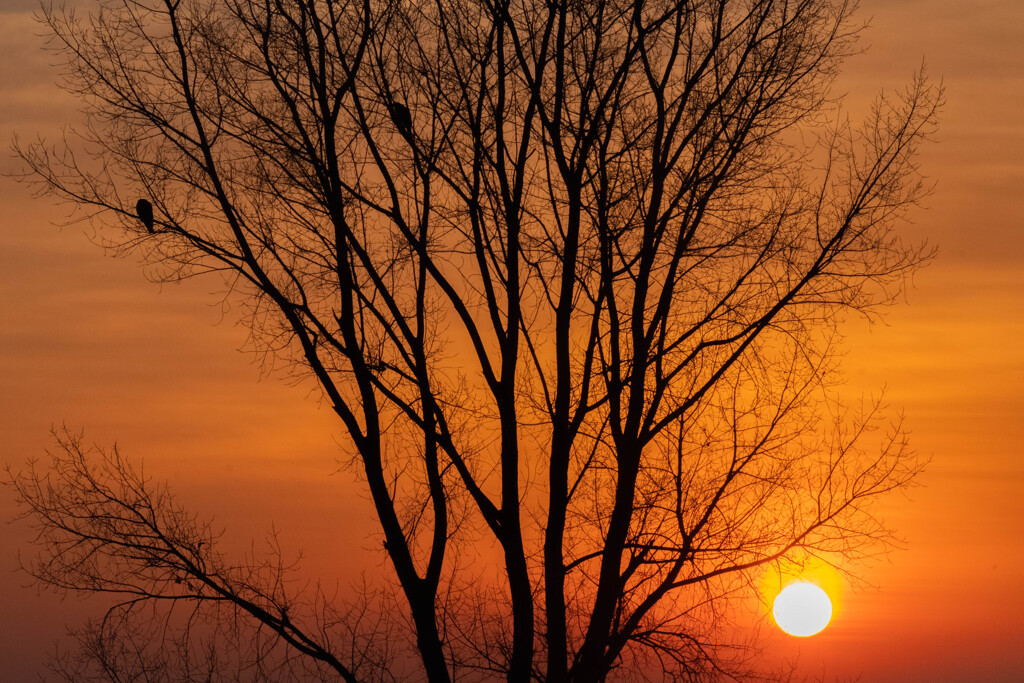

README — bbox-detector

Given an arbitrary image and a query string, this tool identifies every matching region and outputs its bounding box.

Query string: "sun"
[773,582,833,637]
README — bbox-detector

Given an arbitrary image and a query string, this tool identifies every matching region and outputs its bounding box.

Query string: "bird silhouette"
[380,71,413,140]
[390,101,413,139]
[135,198,154,233]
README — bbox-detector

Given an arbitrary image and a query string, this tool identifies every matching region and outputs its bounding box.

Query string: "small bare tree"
[10,0,939,679]
[12,430,403,682]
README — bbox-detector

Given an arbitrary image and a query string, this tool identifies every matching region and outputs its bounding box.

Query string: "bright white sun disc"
[773,582,832,637]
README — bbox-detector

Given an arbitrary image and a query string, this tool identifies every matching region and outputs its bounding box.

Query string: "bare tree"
[11,430,404,682]
[9,0,939,679]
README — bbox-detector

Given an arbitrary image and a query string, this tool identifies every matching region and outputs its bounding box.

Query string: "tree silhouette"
[10,0,939,680]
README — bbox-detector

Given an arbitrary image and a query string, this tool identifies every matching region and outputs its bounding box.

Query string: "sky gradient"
[1,1,1022,680]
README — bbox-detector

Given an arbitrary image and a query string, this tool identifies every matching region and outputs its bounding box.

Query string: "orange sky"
[2,1,1022,680]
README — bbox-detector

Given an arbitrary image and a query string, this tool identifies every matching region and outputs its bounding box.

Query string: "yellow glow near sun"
[773,582,833,637]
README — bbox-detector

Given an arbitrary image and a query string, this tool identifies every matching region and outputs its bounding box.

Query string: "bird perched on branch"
[389,101,413,140]
[135,198,154,233]
[379,70,413,141]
